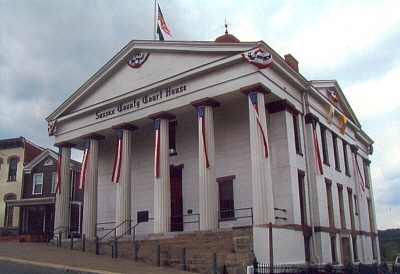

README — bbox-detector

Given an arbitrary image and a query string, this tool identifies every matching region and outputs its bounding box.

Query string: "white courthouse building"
[46,33,379,266]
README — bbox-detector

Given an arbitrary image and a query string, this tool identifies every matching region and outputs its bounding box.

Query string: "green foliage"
[379,229,400,261]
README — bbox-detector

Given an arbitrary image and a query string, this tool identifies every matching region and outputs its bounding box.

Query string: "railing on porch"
[218,207,253,228]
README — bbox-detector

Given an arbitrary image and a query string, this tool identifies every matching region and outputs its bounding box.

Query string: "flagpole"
[154,0,157,40]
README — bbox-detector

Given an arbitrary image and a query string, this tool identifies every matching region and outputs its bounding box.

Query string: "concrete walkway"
[0,241,196,274]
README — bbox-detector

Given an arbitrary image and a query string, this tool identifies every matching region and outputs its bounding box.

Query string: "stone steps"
[67,226,254,274]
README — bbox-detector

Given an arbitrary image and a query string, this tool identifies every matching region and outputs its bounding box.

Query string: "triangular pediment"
[47,40,271,122]
[310,80,361,127]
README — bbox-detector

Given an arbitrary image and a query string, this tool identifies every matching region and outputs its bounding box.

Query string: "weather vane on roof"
[222,17,231,34]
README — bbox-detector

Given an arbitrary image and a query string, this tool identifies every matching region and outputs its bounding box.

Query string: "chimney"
[284,54,299,73]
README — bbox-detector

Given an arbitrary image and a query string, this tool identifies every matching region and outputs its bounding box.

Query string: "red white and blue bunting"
[128,53,150,68]
[242,48,272,69]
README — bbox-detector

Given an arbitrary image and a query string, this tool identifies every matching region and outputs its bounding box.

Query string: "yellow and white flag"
[327,105,335,125]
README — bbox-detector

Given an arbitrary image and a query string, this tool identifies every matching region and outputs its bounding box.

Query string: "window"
[347,188,355,231]
[331,236,337,263]
[293,114,302,155]
[363,159,371,189]
[332,134,341,172]
[8,157,18,181]
[51,172,58,193]
[343,141,350,176]
[298,171,307,225]
[0,158,3,175]
[352,236,359,261]
[169,121,177,156]
[44,159,54,166]
[33,173,43,194]
[320,125,329,165]
[4,193,16,227]
[337,184,346,229]
[217,175,235,220]
[326,179,334,227]
[354,194,359,215]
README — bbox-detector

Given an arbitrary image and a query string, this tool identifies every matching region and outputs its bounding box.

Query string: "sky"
[1,0,399,230]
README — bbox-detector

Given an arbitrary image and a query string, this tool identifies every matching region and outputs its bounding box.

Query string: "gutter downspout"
[301,89,320,264]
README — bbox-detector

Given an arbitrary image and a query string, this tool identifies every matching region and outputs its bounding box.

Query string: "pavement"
[0,241,196,274]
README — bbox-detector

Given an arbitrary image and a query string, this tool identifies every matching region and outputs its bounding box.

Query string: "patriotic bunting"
[340,115,347,135]
[327,105,335,125]
[353,149,365,191]
[48,120,57,136]
[199,106,211,168]
[154,119,161,178]
[242,48,272,69]
[56,148,62,194]
[311,120,324,175]
[157,4,172,39]
[249,93,269,157]
[327,89,339,102]
[78,140,90,189]
[111,130,124,183]
[128,53,150,68]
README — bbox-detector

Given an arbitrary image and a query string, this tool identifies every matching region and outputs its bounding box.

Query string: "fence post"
[253,257,258,274]
[134,241,138,262]
[70,233,74,250]
[82,234,86,252]
[156,245,161,267]
[95,236,99,255]
[58,231,62,247]
[182,247,186,271]
[213,253,217,274]
[113,239,118,258]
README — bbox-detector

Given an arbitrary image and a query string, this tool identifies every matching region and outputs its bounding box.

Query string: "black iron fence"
[252,259,390,274]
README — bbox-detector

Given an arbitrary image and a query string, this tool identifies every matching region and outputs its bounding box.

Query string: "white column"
[153,117,172,233]
[82,137,101,238]
[242,87,275,225]
[113,124,137,236]
[191,98,220,231]
[54,145,73,238]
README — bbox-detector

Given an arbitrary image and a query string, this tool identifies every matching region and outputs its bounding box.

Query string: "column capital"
[148,111,176,121]
[304,113,319,124]
[190,97,220,108]
[240,83,270,96]
[112,123,138,131]
[267,99,299,115]
[81,133,105,140]
[54,141,76,148]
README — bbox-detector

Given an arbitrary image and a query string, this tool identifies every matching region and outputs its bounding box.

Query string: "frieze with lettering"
[95,85,187,120]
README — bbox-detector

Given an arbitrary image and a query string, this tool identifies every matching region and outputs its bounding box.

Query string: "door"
[27,210,44,234]
[170,166,183,232]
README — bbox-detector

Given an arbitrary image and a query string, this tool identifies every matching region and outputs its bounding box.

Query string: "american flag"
[158,4,172,37]
[154,119,161,178]
[56,148,62,194]
[353,150,365,191]
[111,130,123,183]
[249,93,268,158]
[199,106,211,168]
[78,140,90,189]
[311,120,324,175]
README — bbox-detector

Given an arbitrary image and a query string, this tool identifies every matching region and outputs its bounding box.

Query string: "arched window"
[8,157,19,181]
[44,159,53,166]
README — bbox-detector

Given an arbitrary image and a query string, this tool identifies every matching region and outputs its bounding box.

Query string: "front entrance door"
[170,165,183,232]
[27,210,44,234]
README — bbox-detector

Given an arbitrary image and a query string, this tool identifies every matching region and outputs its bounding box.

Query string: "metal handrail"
[218,207,253,228]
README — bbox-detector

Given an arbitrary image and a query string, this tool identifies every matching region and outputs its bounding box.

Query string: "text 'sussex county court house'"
[46,33,379,266]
